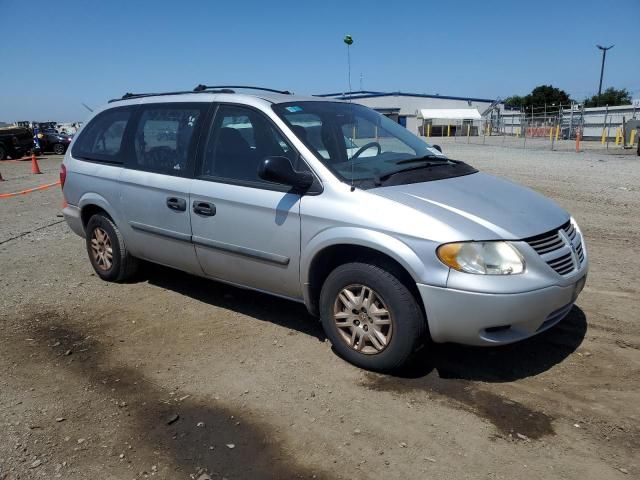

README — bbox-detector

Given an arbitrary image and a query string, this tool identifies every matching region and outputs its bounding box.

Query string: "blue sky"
[1,0,638,122]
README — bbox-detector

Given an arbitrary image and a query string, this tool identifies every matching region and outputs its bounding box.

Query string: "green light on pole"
[344,35,354,94]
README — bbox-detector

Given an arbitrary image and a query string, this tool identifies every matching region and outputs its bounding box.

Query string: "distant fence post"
[568,101,575,140]
[602,105,609,145]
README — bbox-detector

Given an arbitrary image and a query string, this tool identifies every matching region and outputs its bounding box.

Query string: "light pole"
[596,44,614,102]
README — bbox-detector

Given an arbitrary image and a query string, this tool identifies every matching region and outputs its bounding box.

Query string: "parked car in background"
[0,126,34,159]
[35,129,73,155]
[61,86,588,372]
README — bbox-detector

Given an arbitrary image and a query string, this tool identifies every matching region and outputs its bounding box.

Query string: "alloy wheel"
[333,284,393,354]
[90,227,113,271]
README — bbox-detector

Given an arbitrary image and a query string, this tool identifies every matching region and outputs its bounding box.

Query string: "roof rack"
[108,91,192,103]
[108,88,237,103]
[193,84,292,95]
[108,85,291,103]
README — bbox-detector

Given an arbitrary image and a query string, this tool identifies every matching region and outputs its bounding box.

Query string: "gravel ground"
[0,147,638,480]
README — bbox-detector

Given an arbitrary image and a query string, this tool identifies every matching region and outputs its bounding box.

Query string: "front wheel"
[85,213,139,282]
[53,143,66,155]
[319,262,426,372]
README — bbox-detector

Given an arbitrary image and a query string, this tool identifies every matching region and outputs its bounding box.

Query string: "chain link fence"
[419,103,640,153]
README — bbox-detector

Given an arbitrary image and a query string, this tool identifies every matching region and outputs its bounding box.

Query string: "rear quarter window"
[72,108,133,163]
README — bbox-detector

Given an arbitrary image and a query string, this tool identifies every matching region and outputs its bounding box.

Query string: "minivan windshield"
[273,101,477,188]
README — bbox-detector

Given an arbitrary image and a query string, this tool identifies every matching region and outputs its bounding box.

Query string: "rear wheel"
[0,145,6,160]
[319,262,426,371]
[86,213,139,282]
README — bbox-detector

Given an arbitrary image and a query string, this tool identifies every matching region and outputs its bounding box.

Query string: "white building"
[315,90,502,135]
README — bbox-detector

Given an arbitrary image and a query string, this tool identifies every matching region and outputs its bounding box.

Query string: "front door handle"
[193,201,216,216]
[166,197,187,212]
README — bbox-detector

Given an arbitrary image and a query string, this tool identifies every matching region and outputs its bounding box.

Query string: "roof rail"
[108,91,196,103]
[108,85,291,103]
[193,84,292,95]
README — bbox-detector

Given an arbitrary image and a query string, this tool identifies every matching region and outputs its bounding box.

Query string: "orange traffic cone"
[31,153,42,174]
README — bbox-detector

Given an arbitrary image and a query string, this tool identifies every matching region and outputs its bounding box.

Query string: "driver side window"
[201,105,298,185]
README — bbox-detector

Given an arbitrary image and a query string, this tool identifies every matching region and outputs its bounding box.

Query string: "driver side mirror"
[258,156,314,190]
[432,144,443,153]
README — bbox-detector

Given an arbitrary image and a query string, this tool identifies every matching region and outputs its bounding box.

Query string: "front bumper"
[417,274,586,346]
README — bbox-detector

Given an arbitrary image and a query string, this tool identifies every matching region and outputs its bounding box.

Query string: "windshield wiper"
[394,154,448,165]
[374,161,452,186]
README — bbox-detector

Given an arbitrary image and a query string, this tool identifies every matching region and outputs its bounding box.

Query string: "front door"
[120,103,208,274]
[190,104,303,299]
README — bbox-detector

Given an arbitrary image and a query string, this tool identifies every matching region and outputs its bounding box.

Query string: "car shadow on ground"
[400,306,588,382]
[139,262,326,342]
[360,308,586,440]
[140,263,587,384]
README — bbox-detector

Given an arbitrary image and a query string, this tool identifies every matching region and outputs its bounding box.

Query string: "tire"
[85,213,139,282]
[319,262,426,372]
[53,143,66,155]
[0,144,6,160]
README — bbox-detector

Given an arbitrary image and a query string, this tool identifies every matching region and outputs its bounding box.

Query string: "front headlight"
[437,241,525,275]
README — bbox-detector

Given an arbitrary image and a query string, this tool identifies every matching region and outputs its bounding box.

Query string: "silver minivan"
[61,86,588,371]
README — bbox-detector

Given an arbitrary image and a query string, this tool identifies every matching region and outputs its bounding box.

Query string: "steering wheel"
[352,141,381,159]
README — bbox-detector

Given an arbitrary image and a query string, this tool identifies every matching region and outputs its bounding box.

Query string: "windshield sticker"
[286,106,303,113]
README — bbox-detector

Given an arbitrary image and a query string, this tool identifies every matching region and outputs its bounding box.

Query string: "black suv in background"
[0,127,33,160]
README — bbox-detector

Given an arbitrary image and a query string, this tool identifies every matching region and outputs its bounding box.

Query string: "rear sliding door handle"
[193,201,216,216]
[166,197,187,212]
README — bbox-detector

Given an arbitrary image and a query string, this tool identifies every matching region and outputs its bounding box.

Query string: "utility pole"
[596,44,614,103]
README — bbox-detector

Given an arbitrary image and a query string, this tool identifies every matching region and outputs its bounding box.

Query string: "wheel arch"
[301,228,428,317]
[78,193,119,233]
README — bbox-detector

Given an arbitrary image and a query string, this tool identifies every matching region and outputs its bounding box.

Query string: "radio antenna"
[344,35,356,191]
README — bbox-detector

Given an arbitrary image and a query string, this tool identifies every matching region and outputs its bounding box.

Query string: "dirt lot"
[1,147,639,480]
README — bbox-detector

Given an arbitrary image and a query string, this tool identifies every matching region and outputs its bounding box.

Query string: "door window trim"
[194,102,322,194]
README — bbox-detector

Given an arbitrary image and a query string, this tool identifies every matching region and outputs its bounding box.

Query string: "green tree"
[504,85,572,110]
[504,95,526,107]
[525,85,571,109]
[584,87,632,107]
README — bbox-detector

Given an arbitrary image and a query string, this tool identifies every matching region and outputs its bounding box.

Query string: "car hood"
[370,172,568,240]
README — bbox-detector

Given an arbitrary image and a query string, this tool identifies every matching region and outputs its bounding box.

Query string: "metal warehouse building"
[315,91,502,136]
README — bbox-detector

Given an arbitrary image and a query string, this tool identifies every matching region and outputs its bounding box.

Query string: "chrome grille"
[527,233,564,254]
[525,220,585,276]
[547,252,574,275]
